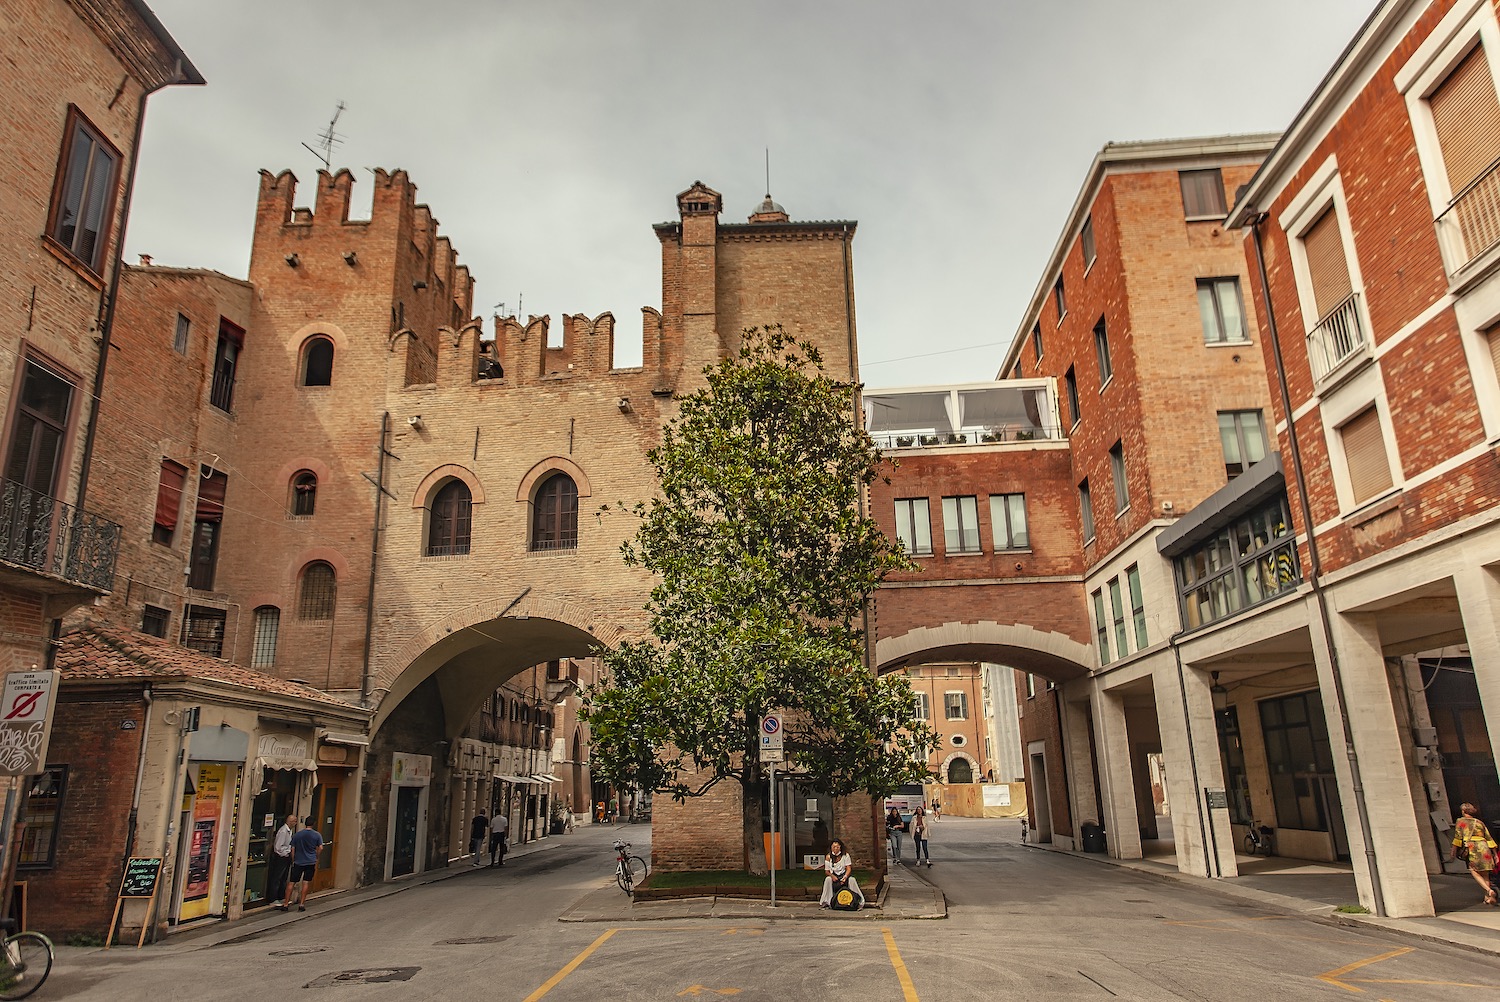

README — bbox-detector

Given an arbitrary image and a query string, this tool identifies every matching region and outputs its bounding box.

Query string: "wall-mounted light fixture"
[407,415,424,430]
[284,253,300,268]
[1211,671,1229,713]
[343,251,358,266]
[617,397,632,413]
[412,279,428,290]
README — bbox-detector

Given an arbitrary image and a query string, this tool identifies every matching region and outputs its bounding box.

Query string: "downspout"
[75,73,171,511]
[359,413,389,709]
[123,687,153,862]
[1248,212,1385,916]
[1050,686,1075,838]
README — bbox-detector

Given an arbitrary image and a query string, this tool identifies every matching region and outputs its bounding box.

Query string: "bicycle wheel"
[616,860,634,893]
[1244,835,1257,856]
[627,854,648,886]
[0,932,53,1001]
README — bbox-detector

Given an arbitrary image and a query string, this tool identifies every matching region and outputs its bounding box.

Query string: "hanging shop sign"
[392,752,432,788]
[0,669,60,777]
[257,733,314,771]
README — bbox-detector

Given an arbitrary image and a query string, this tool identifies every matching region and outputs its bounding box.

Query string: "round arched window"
[426,479,472,556]
[531,473,578,551]
[302,337,334,386]
[291,470,317,517]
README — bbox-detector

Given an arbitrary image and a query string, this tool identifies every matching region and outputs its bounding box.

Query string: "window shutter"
[1303,208,1353,318]
[1341,408,1393,504]
[1430,45,1500,194]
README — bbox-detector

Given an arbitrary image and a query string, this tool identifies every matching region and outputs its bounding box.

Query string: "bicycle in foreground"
[0,918,52,1000]
[613,839,648,894]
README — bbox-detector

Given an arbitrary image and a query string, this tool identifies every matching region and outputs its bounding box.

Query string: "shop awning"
[531,774,563,784]
[320,730,369,747]
[493,774,532,783]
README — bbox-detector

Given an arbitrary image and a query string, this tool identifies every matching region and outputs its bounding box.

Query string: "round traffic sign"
[761,715,781,735]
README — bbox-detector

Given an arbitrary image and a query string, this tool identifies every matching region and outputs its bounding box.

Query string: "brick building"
[0,0,199,920]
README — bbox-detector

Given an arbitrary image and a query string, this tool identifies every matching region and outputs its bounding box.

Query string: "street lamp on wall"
[1211,672,1230,714]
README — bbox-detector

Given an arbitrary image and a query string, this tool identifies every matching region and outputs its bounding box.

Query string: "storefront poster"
[181,764,225,917]
[982,784,1011,807]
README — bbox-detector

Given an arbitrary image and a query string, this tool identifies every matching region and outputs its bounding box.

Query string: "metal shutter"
[1430,44,1500,193]
[1303,208,1353,318]
[1341,407,1393,504]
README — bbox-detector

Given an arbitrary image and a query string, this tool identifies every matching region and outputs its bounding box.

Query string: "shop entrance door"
[310,771,341,893]
[392,786,421,877]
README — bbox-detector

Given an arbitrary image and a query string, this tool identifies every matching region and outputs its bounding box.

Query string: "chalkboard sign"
[120,857,163,898]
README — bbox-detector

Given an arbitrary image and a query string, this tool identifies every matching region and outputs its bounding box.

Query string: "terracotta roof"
[57,626,361,711]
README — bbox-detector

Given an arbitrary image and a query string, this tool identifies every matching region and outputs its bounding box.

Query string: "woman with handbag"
[1451,802,1498,906]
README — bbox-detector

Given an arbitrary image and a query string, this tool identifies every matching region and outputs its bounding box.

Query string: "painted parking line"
[523,928,617,1002]
[882,927,920,1002]
[1317,947,1412,992]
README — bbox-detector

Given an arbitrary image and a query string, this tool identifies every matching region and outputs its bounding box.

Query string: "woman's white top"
[824,853,853,878]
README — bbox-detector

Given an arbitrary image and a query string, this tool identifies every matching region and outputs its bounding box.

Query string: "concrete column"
[1151,663,1239,879]
[1091,685,1143,860]
[1454,564,1500,806]
[1059,691,1097,851]
[1311,603,1432,917]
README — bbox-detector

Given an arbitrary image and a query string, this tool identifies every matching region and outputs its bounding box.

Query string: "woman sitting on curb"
[819,839,863,910]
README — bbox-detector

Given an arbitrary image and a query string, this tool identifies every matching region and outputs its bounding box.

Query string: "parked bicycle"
[613,839,648,894]
[0,918,52,1000]
[1244,820,1276,857]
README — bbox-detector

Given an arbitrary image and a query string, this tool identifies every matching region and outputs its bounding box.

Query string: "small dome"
[749,194,790,223]
[755,195,785,215]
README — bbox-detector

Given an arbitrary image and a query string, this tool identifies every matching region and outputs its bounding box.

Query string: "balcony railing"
[1436,155,1500,275]
[1306,292,1368,382]
[0,479,121,592]
[870,425,1065,451]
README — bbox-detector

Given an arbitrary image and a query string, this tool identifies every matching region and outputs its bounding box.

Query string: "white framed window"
[1127,564,1148,650]
[1197,278,1248,343]
[944,691,968,720]
[1219,410,1268,480]
[914,691,930,721]
[989,493,1029,550]
[894,498,932,556]
[942,495,982,554]
[1396,0,1500,279]
[1318,364,1403,513]
[1339,406,1395,506]
[1025,673,1036,698]
[1279,158,1375,388]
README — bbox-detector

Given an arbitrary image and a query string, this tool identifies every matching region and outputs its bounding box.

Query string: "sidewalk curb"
[1022,840,1500,960]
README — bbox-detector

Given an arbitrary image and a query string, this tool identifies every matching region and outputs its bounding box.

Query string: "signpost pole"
[769,762,776,908]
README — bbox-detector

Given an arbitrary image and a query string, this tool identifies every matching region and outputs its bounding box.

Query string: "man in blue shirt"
[281,816,324,912]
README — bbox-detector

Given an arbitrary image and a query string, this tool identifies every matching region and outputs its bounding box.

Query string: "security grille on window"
[1179,168,1227,219]
[1094,319,1113,384]
[299,561,337,620]
[531,473,578,551]
[141,604,169,639]
[1340,407,1394,505]
[1175,496,1300,630]
[989,494,1028,549]
[942,496,981,553]
[944,691,968,720]
[1219,410,1268,480]
[1079,479,1095,542]
[914,691,930,720]
[1197,278,1247,343]
[153,459,187,544]
[1109,442,1128,513]
[252,606,281,667]
[182,605,227,657]
[49,108,120,273]
[18,767,66,868]
[427,479,473,556]
[893,498,932,556]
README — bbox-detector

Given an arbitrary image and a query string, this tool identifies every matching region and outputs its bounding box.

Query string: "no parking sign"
[760,714,784,763]
[0,669,60,776]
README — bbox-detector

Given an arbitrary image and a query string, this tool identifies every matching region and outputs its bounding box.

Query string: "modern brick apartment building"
[0,0,200,930]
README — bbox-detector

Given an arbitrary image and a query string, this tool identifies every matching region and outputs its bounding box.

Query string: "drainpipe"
[1248,212,1385,917]
[359,413,389,709]
[123,687,153,862]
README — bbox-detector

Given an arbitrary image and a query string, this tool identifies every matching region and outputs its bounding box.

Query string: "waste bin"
[1080,822,1107,853]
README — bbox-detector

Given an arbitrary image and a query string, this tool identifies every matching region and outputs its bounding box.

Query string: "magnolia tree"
[585,326,936,873]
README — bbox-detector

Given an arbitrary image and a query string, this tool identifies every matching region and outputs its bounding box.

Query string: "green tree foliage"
[586,326,936,872]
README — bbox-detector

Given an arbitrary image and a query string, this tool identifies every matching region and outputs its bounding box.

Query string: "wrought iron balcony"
[0,479,121,592]
[1436,155,1500,275]
[1305,292,1368,382]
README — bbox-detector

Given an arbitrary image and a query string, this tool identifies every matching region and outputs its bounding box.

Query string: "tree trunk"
[742,777,767,875]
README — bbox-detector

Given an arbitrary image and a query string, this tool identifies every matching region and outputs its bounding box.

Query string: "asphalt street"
[40,817,1500,1001]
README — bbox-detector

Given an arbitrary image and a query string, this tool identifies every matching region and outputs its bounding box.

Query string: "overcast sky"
[128,1,1376,386]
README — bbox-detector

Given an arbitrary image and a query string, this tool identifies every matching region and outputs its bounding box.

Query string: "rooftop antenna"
[765,147,771,198]
[302,101,347,171]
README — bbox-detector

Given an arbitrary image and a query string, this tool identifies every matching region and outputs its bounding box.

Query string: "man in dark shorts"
[470,810,489,865]
[282,816,323,911]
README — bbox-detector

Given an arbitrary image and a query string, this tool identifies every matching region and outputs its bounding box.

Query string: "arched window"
[291,470,317,517]
[947,758,974,784]
[302,336,334,386]
[531,473,578,551]
[252,606,280,667]
[426,480,472,556]
[298,561,336,620]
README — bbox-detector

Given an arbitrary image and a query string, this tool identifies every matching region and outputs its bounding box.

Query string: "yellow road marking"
[882,927,920,1002]
[677,987,742,997]
[1351,977,1499,988]
[523,928,617,1002]
[1316,947,1413,993]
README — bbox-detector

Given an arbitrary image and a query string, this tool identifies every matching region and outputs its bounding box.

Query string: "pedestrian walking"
[1452,802,1498,906]
[489,810,510,866]
[932,797,942,821]
[886,806,906,863]
[281,816,323,911]
[266,812,295,905]
[596,801,606,824]
[469,810,489,865]
[912,806,931,866]
[609,796,619,824]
